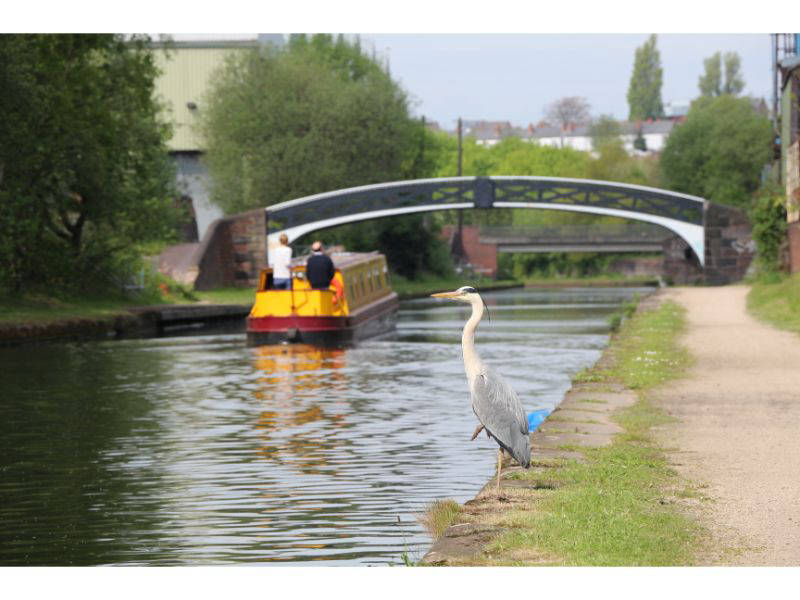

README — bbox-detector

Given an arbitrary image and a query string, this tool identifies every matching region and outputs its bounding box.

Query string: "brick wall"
[193,209,266,290]
[440,225,498,277]
[662,235,704,284]
[702,203,754,285]
[788,222,800,274]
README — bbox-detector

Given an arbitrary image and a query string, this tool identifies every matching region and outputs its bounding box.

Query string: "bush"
[750,186,787,274]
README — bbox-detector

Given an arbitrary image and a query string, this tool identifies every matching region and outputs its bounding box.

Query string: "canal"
[0,286,648,565]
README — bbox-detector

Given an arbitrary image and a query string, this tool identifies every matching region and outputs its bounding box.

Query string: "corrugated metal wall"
[154,46,252,151]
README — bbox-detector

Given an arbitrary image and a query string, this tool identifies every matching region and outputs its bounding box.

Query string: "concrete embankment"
[0,304,250,346]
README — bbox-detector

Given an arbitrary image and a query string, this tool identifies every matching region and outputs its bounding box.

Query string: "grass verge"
[746,272,800,334]
[480,299,700,565]
[0,293,162,325]
[419,499,462,539]
[193,287,255,305]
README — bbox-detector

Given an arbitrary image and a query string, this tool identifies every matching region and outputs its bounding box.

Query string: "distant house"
[663,100,690,119]
[151,34,285,239]
[462,120,514,146]
[522,119,677,155]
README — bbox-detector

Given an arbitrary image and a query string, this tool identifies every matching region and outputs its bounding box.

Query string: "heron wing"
[470,367,530,467]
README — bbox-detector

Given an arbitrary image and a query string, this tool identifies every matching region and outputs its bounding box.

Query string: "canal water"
[0,286,648,566]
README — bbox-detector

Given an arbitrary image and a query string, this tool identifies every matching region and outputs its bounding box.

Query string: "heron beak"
[431,291,460,299]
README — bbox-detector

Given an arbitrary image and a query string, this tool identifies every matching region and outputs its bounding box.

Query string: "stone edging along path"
[420,293,663,565]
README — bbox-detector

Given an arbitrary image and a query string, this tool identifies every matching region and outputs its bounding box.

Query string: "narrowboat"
[246,251,399,346]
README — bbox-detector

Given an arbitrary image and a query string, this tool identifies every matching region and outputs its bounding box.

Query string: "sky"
[355,34,772,129]
[167,32,773,130]
[12,2,790,133]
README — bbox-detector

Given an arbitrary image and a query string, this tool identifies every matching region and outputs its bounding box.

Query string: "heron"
[431,286,531,492]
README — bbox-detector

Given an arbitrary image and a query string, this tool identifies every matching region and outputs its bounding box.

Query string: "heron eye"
[462,287,476,294]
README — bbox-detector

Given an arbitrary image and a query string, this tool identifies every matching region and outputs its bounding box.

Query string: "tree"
[661,95,773,208]
[201,34,420,213]
[202,34,451,278]
[544,96,590,147]
[698,51,745,97]
[0,34,177,294]
[633,128,647,152]
[627,34,664,121]
[589,115,623,150]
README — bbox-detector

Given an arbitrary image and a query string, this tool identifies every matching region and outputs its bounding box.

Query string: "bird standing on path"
[431,286,531,491]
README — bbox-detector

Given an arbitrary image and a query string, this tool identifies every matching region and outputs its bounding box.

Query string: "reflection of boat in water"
[252,343,347,390]
[251,344,349,476]
[247,252,399,346]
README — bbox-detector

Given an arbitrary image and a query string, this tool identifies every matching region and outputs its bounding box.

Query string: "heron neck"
[462,298,485,381]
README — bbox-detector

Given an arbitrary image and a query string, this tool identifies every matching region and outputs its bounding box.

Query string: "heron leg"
[470,424,484,441]
[496,448,503,492]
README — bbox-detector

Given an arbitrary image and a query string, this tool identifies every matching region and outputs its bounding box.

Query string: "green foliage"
[698,51,745,97]
[201,34,448,279]
[589,115,623,150]
[633,129,647,152]
[747,272,800,333]
[420,499,462,539]
[434,136,591,180]
[660,95,773,208]
[627,34,664,121]
[749,186,787,273]
[0,34,177,295]
[201,34,421,213]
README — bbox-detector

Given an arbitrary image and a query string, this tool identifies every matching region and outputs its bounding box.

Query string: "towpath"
[658,286,800,565]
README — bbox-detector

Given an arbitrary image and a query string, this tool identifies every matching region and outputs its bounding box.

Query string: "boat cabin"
[250,252,392,319]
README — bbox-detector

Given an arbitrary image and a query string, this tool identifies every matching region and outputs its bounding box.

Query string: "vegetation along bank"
[419,291,709,566]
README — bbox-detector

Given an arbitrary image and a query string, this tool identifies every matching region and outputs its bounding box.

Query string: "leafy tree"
[627,34,664,121]
[660,95,773,208]
[0,34,177,294]
[201,34,450,278]
[633,129,647,152]
[201,34,420,213]
[698,51,745,97]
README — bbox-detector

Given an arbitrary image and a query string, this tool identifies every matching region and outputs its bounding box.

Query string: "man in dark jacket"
[306,241,335,289]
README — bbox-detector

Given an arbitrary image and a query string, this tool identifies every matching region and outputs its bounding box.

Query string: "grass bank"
[0,293,162,325]
[428,297,702,566]
[747,273,800,334]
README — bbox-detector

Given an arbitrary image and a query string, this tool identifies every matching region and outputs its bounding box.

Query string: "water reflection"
[253,345,349,476]
[0,287,650,565]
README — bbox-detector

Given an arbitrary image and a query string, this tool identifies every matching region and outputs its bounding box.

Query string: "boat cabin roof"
[290,251,384,271]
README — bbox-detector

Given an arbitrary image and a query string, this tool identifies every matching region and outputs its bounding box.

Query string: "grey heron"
[431,286,531,491]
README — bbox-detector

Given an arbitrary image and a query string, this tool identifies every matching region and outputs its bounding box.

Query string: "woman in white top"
[270,233,292,289]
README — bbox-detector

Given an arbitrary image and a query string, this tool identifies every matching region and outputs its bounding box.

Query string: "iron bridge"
[265,176,707,265]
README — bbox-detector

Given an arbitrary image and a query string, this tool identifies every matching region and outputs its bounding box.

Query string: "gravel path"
[657,286,800,565]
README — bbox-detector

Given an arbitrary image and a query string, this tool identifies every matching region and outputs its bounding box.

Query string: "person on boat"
[306,241,335,289]
[269,233,292,290]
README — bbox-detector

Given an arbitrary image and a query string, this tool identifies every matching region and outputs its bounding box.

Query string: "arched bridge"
[267,176,706,264]
[260,176,753,285]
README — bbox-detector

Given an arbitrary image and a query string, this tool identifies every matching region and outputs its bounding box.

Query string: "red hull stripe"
[248,315,347,332]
